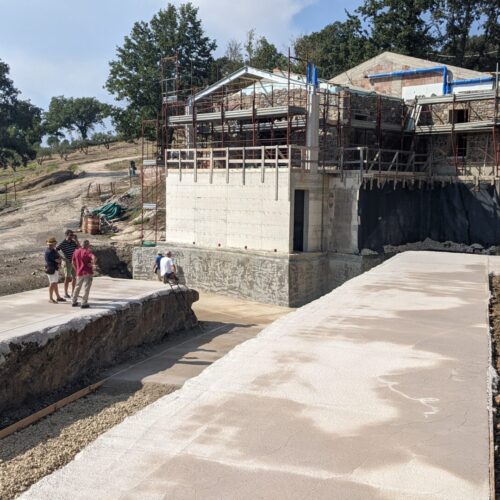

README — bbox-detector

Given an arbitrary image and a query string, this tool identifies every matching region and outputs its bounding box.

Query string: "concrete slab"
[22,252,495,499]
[0,278,198,412]
[105,293,290,389]
[0,277,189,346]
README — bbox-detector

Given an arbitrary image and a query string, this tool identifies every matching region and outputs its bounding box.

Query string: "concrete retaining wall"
[133,245,378,307]
[135,245,292,306]
[324,173,361,254]
[0,286,198,414]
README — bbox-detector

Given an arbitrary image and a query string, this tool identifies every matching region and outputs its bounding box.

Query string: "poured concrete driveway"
[22,252,495,499]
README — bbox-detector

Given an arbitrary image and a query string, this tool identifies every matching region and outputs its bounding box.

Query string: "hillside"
[0,142,150,296]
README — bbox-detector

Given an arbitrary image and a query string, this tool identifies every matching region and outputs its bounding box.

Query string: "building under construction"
[135,51,499,306]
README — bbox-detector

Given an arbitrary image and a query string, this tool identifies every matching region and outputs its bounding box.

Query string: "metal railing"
[339,147,419,174]
[165,145,316,176]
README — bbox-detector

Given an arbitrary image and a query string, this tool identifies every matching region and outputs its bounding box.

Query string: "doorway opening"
[293,189,308,252]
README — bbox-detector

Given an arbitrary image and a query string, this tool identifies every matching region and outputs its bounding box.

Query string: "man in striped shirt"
[56,229,80,298]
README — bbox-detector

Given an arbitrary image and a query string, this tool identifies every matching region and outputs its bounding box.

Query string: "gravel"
[0,382,176,500]
[490,275,500,498]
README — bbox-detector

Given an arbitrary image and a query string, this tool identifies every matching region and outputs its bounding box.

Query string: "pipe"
[450,76,494,87]
[367,66,449,95]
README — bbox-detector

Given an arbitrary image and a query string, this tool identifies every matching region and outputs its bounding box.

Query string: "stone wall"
[133,244,379,308]
[0,287,199,414]
[289,253,329,306]
[134,244,348,307]
[420,98,495,125]
[134,244,291,305]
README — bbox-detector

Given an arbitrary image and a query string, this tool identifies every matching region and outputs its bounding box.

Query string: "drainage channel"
[0,322,228,500]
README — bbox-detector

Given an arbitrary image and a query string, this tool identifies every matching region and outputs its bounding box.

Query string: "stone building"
[133,55,499,306]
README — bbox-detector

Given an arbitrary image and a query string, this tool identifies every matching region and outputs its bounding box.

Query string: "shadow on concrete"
[0,319,256,464]
[102,320,258,385]
[223,266,487,488]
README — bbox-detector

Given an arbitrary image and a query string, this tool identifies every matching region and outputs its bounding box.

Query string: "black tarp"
[358,183,500,252]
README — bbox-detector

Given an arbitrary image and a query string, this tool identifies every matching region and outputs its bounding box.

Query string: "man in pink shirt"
[71,239,95,309]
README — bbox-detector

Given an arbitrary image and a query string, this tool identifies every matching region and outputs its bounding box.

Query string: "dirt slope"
[0,155,139,296]
[0,156,138,254]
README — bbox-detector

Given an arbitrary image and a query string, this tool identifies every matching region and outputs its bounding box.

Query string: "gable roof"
[330,51,490,86]
[193,66,308,103]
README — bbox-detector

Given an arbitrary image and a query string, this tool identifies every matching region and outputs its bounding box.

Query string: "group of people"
[44,229,96,308]
[153,251,177,284]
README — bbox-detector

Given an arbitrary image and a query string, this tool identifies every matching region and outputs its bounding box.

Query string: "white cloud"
[172,0,317,52]
[3,1,318,108]
[3,47,111,109]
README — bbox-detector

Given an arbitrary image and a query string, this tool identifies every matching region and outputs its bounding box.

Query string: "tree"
[357,0,437,59]
[35,145,52,165]
[91,132,116,149]
[106,2,216,139]
[431,0,499,70]
[44,96,111,140]
[0,59,42,170]
[213,31,287,78]
[294,14,372,77]
[247,34,287,70]
[293,0,496,78]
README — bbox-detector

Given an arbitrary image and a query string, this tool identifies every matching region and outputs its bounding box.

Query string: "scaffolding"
[140,56,500,235]
[157,65,410,170]
[414,90,500,178]
[140,120,164,245]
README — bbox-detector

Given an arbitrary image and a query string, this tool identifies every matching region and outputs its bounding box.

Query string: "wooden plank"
[0,381,104,441]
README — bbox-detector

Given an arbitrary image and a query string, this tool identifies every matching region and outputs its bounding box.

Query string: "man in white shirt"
[160,251,177,284]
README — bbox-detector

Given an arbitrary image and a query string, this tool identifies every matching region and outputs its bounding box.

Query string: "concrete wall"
[166,169,291,253]
[0,287,199,414]
[134,244,334,307]
[324,172,362,254]
[134,170,370,307]
[289,253,329,306]
[133,243,380,307]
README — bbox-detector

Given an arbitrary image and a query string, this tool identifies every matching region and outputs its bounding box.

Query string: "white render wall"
[166,168,291,253]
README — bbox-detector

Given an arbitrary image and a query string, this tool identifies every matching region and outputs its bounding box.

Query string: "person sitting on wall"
[152,252,163,281]
[160,251,177,284]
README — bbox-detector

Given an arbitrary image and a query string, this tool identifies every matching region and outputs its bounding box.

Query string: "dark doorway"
[293,189,306,252]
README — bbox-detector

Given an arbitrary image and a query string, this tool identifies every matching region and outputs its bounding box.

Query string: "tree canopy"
[0,60,42,170]
[106,2,216,139]
[214,30,287,78]
[44,96,111,140]
[294,0,499,79]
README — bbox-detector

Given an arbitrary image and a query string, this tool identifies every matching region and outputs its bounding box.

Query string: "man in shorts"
[152,252,163,281]
[57,229,80,298]
[45,236,65,304]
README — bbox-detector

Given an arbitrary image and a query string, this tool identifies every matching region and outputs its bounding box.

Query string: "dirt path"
[0,156,138,254]
[0,156,139,296]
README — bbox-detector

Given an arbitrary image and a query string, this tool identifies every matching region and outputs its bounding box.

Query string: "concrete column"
[306,90,319,173]
[185,101,194,148]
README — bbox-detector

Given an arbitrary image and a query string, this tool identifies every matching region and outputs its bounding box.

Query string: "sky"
[0,0,363,110]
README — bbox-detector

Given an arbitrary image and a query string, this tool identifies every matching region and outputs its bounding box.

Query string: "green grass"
[104,159,131,171]
[0,175,24,186]
[133,216,150,225]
